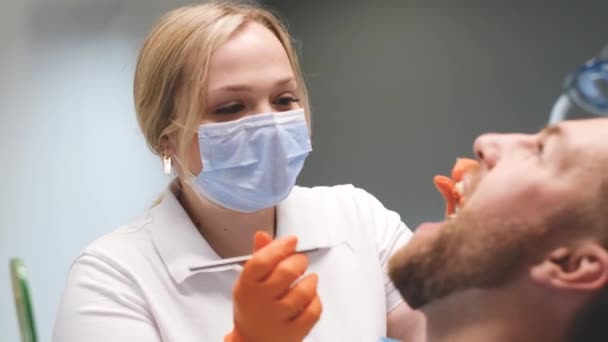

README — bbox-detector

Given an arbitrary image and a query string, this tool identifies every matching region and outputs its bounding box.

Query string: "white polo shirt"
[53,185,413,342]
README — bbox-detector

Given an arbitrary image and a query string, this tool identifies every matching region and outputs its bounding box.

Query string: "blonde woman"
[53,1,424,341]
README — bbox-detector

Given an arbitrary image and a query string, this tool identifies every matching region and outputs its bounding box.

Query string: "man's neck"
[176,182,276,258]
[422,287,567,342]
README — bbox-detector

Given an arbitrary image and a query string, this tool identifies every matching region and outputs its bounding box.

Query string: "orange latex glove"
[224,232,322,342]
[433,158,479,218]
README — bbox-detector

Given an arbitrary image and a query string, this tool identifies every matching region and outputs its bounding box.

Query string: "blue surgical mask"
[185,108,312,212]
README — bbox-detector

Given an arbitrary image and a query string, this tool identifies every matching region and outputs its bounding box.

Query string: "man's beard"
[388,210,549,310]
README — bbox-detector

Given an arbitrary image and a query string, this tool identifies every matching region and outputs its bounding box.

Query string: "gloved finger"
[278,273,319,320]
[253,231,274,252]
[290,293,323,333]
[241,236,298,282]
[263,253,309,298]
[451,158,479,181]
[433,175,456,216]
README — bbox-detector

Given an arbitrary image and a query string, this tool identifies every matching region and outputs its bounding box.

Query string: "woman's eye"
[274,96,300,106]
[213,103,244,115]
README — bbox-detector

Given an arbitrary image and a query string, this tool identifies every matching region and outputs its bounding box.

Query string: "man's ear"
[530,242,608,291]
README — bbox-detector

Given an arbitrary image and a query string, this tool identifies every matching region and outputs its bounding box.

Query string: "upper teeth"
[455,181,464,196]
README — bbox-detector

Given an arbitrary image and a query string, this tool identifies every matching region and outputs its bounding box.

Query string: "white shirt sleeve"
[53,253,162,342]
[352,187,414,313]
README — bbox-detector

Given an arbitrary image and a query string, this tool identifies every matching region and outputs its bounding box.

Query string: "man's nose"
[473,133,538,170]
[474,133,501,170]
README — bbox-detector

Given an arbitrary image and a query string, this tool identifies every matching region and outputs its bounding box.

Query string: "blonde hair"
[133,0,310,173]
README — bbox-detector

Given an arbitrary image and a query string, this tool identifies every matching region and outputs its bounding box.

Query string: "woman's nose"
[254,102,274,114]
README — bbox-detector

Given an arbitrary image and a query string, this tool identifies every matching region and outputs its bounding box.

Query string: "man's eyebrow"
[539,124,573,169]
[539,124,563,140]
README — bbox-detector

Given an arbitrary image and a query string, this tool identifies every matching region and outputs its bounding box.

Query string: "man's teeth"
[455,181,464,196]
[448,181,465,220]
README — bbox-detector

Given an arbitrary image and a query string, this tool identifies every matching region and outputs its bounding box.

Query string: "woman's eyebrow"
[273,77,296,87]
[210,77,296,93]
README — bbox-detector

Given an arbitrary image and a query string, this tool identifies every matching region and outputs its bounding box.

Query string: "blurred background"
[1,0,607,340]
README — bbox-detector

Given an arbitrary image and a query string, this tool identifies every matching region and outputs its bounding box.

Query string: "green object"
[10,259,38,342]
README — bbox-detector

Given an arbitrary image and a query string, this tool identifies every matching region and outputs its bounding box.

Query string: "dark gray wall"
[264,0,608,228]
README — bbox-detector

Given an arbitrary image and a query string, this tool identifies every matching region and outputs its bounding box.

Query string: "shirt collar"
[149,187,222,283]
[150,186,342,284]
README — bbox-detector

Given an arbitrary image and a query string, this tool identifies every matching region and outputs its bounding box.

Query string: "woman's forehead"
[206,22,293,89]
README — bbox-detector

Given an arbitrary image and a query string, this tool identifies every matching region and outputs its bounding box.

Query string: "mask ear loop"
[171,156,198,192]
[173,155,227,212]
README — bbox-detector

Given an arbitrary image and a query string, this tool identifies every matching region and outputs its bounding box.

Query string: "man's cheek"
[468,186,531,217]
[466,183,514,212]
